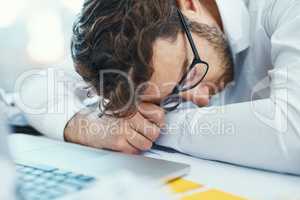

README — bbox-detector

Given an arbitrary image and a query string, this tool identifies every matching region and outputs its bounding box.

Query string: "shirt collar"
[215,0,250,55]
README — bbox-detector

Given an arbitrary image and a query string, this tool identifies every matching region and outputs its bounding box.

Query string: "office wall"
[0,0,84,92]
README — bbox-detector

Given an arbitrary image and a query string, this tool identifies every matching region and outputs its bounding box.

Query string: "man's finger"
[115,139,140,154]
[126,129,153,151]
[138,103,166,128]
[179,85,210,107]
[129,113,161,142]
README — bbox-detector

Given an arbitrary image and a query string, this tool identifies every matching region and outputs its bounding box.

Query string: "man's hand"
[180,84,210,107]
[64,103,165,154]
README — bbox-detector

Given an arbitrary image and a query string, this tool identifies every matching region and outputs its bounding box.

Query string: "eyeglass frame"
[161,8,210,112]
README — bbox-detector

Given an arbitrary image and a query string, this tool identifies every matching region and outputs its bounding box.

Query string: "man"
[68,0,233,152]
[19,0,300,174]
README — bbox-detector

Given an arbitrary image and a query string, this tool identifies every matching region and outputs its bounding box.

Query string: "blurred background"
[0,0,84,92]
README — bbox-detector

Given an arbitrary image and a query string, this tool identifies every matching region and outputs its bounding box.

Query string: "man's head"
[71,0,233,116]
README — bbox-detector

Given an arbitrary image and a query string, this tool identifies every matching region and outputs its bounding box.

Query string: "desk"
[144,150,300,200]
[9,134,300,200]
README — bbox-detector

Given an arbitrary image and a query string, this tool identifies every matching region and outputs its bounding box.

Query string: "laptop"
[0,115,190,200]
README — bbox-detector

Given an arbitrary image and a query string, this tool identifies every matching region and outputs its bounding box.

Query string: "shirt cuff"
[25,98,85,141]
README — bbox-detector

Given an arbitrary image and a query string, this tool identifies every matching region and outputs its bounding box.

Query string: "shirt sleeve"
[15,68,98,141]
[157,0,300,175]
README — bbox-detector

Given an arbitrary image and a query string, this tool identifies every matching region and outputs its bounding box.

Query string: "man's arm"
[157,0,300,175]
[17,68,164,153]
[64,103,164,154]
[159,98,300,174]
[16,69,87,140]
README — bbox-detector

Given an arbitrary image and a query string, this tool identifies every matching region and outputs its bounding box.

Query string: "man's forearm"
[159,99,300,175]
[64,109,87,144]
[64,107,106,149]
[16,69,87,140]
[63,103,164,154]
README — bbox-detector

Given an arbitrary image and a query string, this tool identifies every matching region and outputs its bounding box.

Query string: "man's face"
[141,7,233,106]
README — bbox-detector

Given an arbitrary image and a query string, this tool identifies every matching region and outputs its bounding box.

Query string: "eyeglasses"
[161,8,209,112]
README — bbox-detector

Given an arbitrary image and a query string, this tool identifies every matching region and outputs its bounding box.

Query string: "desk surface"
[144,150,300,200]
[9,134,300,200]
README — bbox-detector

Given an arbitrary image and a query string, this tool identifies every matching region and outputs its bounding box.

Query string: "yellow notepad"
[181,189,245,200]
[167,178,202,193]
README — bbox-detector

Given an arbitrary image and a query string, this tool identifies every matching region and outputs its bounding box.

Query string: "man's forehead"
[152,35,187,69]
[141,35,189,102]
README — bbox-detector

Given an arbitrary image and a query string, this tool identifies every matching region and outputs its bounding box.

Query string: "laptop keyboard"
[16,163,96,200]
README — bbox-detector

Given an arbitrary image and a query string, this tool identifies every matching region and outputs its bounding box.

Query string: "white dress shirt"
[158,0,300,175]
[17,0,300,174]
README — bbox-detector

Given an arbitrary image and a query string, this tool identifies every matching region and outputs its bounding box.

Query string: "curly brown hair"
[71,0,182,117]
[71,0,233,117]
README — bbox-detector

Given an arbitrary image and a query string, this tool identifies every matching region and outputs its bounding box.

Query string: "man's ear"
[176,0,201,13]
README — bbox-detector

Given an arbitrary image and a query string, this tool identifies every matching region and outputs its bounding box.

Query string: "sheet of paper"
[167,178,203,193]
[144,149,300,199]
[181,189,245,200]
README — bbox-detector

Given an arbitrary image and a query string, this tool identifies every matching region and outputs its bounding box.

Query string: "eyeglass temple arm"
[177,8,201,61]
